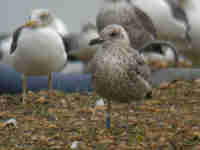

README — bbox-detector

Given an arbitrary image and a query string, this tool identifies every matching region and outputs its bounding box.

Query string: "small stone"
[47,114,57,121]
[194,79,200,84]
[96,98,105,106]
[60,99,67,107]
[5,118,17,128]
[159,82,170,89]
[37,96,48,104]
[71,141,79,149]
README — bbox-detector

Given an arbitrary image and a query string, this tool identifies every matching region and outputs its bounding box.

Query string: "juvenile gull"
[88,24,152,129]
[96,0,157,49]
[134,0,192,51]
[9,18,67,103]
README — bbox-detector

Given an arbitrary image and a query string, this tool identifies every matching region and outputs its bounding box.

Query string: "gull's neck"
[50,18,67,36]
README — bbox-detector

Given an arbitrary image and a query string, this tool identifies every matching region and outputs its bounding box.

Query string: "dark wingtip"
[61,33,80,54]
[10,25,25,54]
[0,49,3,60]
[10,42,17,54]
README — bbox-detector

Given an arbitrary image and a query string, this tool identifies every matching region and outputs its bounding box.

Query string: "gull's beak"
[89,38,104,46]
[24,20,38,27]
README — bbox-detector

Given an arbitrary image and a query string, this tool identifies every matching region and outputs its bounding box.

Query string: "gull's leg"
[47,72,53,98]
[126,103,129,129]
[106,100,111,129]
[48,72,53,91]
[22,75,27,104]
[126,102,130,141]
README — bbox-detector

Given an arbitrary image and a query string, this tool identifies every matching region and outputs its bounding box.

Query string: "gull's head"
[89,24,130,45]
[100,24,130,44]
[28,9,54,27]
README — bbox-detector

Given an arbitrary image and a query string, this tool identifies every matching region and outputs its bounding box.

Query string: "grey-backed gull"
[9,19,67,103]
[0,9,68,66]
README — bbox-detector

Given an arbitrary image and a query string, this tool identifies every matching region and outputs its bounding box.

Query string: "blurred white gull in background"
[133,0,200,65]
[133,0,191,50]
[66,21,99,63]
[180,0,200,54]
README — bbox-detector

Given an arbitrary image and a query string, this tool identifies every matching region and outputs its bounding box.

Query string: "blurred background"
[1,0,100,33]
[1,0,200,66]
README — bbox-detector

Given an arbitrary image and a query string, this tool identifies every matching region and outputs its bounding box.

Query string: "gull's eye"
[40,13,48,20]
[109,32,118,37]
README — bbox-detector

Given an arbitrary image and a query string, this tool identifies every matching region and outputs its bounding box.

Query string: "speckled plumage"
[89,24,152,103]
[88,24,152,129]
[90,42,152,103]
[96,0,157,49]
